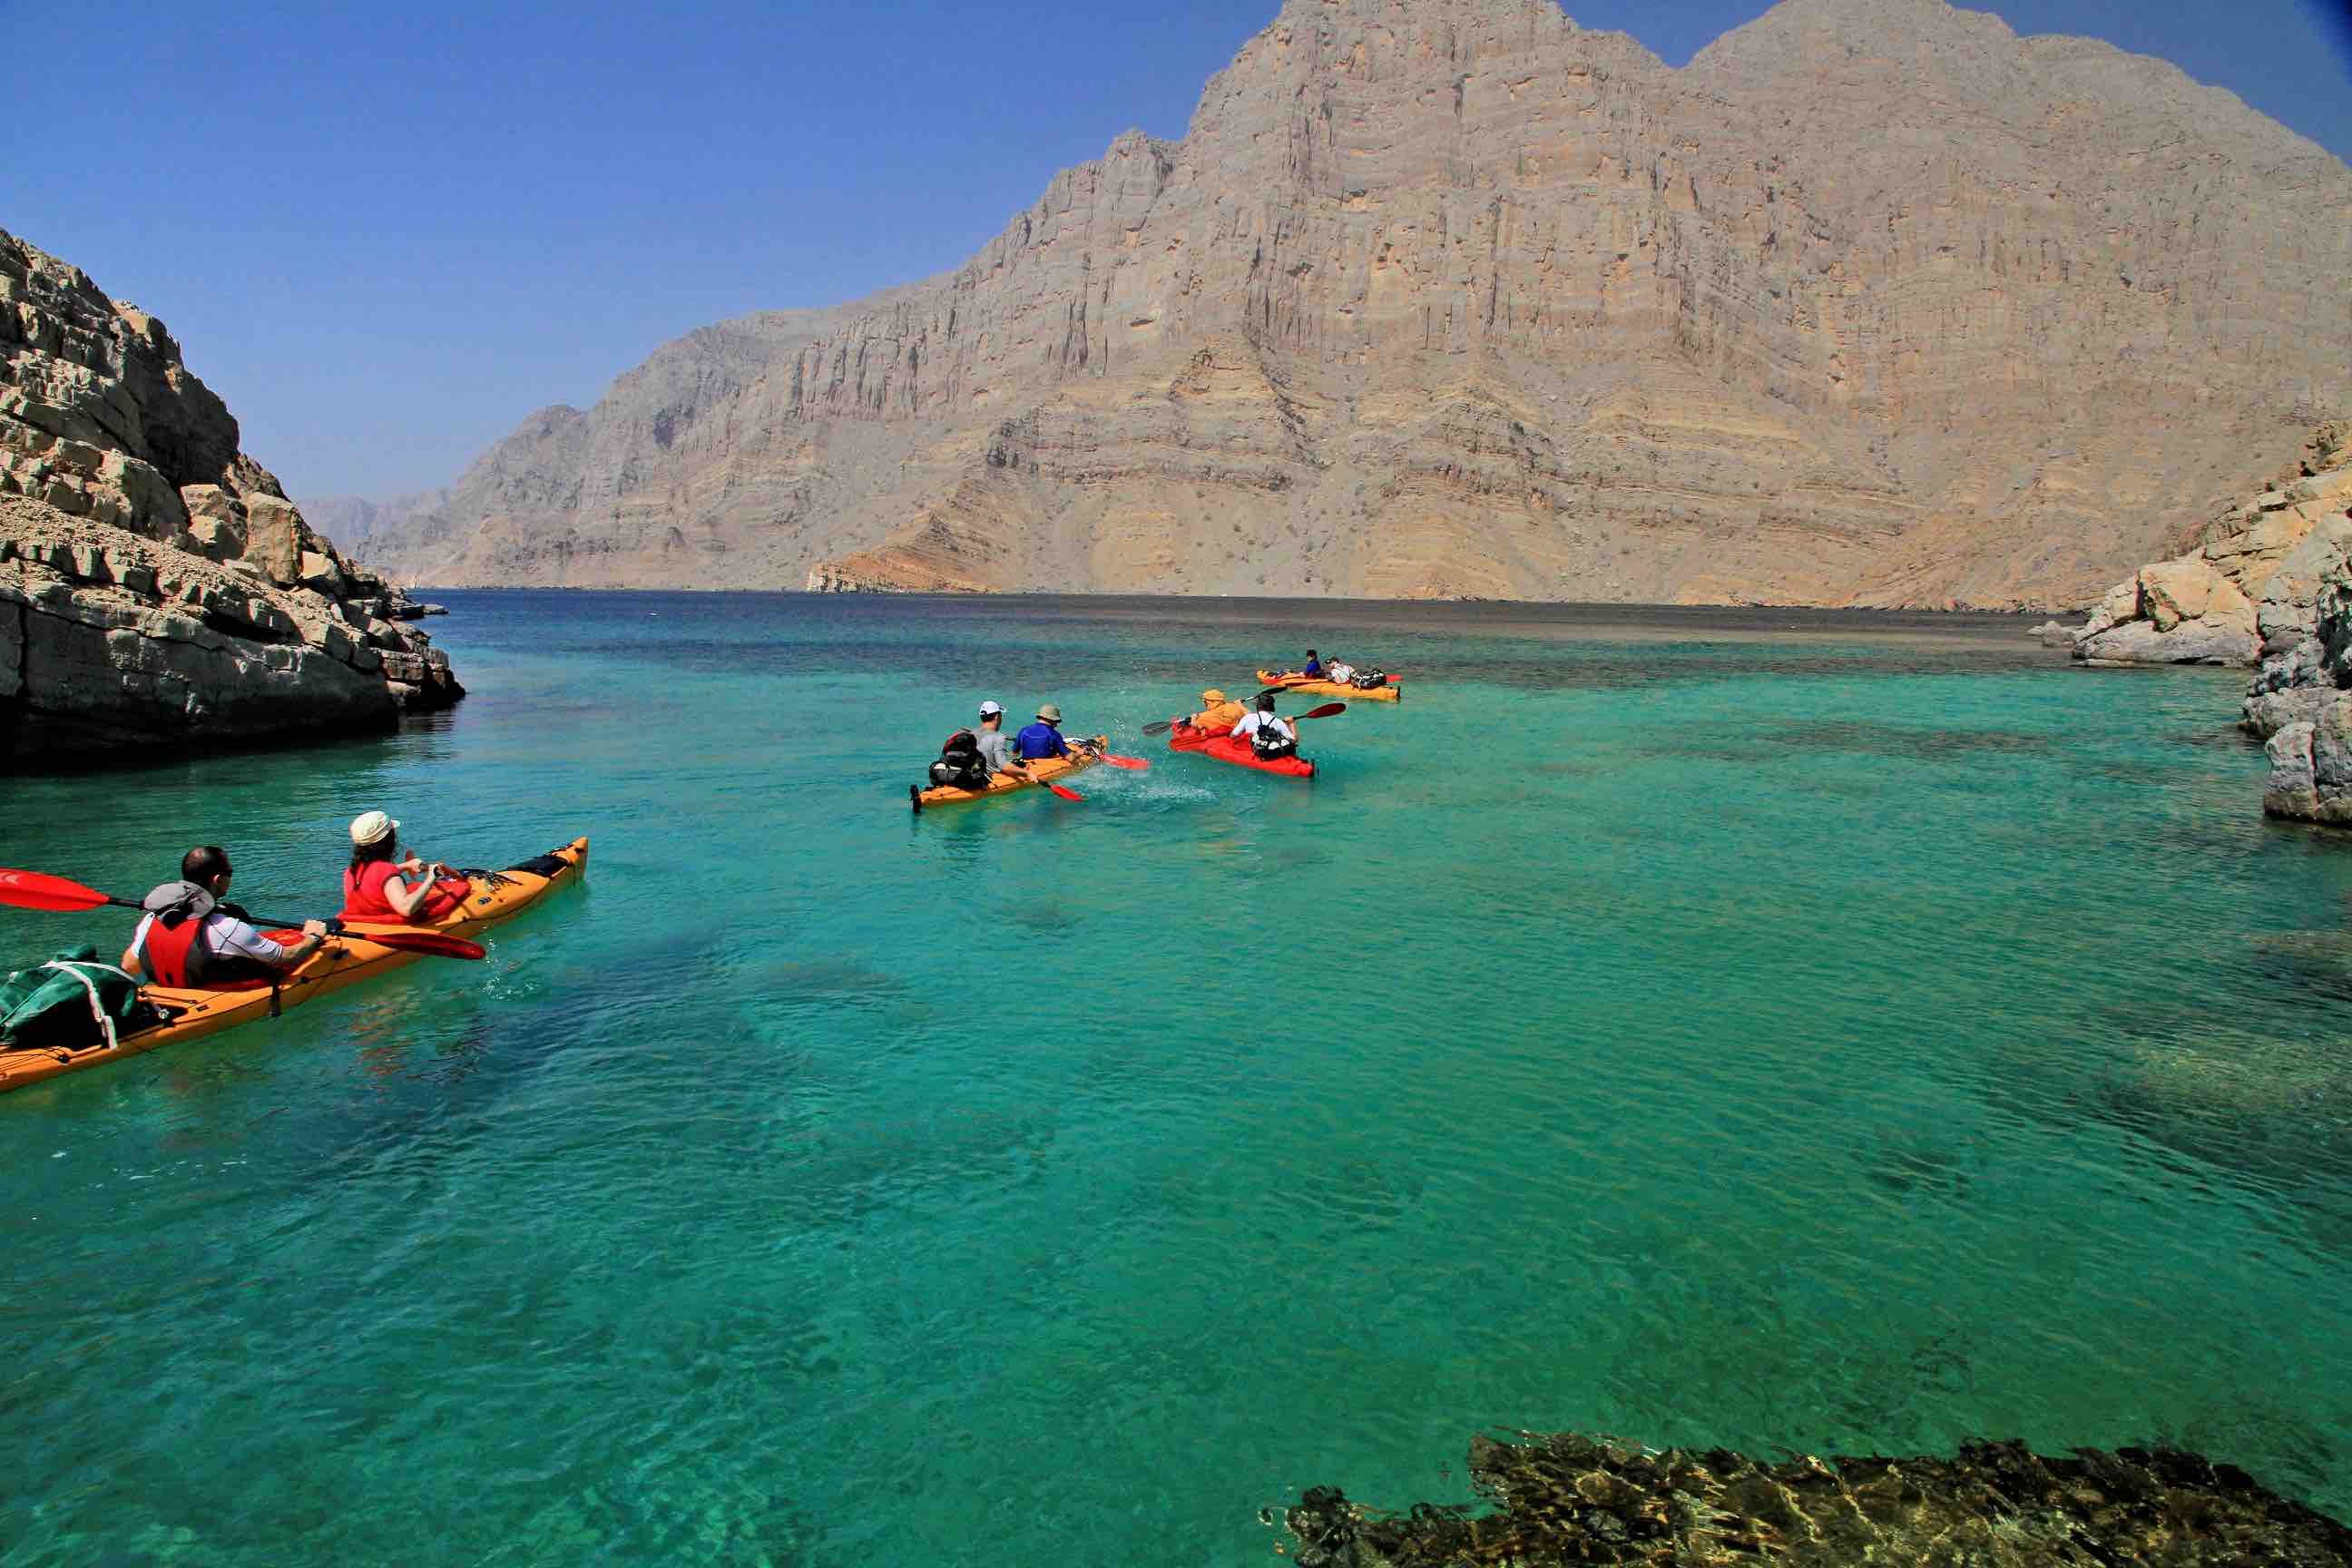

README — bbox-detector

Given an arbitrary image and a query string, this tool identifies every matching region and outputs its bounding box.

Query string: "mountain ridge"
[349,0,2352,608]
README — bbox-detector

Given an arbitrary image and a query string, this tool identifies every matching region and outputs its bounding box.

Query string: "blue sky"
[5,0,2347,501]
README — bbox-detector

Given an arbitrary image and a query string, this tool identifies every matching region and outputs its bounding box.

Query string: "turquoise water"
[4,591,2350,1563]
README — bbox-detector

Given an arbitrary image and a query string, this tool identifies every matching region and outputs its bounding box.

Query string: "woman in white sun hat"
[338,811,472,924]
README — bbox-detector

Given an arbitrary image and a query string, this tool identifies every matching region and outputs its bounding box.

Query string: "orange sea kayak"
[0,837,588,1095]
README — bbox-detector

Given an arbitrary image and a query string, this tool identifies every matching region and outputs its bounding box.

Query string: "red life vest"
[137,911,211,987]
[342,860,402,921]
[343,861,470,925]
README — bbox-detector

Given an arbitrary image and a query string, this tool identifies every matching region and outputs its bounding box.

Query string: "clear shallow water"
[4,591,2349,1564]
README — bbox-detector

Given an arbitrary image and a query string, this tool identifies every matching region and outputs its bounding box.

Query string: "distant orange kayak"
[1256,671,1401,701]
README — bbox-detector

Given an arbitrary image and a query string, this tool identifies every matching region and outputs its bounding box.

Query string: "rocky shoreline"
[2069,423,2351,671]
[2054,423,2352,828]
[1283,1431,2352,1566]
[1,229,460,766]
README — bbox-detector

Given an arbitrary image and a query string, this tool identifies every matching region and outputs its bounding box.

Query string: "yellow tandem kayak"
[909,737,1109,811]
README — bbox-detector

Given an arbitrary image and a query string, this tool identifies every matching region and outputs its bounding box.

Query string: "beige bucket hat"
[349,810,399,847]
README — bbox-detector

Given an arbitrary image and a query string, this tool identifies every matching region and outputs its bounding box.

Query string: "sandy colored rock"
[2203,573,2257,637]
[2076,616,2256,667]
[2138,557,2214,632]
[348,0,2352,607]
[0,230,462,763]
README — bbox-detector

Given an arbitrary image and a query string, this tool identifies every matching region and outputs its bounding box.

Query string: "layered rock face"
[0,230,460,764]
[358,0,2350,607]
[2073,423,2352,667]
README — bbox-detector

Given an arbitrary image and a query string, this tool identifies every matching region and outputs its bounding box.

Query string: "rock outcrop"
[0,230,460,765]
[355,0,2350,606]
[1283,1430,2352,1565]
[2074,422,2352,667]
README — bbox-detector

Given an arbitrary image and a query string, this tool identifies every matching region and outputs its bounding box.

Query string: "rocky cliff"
[2071,422,2352,667]
[0,230,460,764]
[355,0,2352,607]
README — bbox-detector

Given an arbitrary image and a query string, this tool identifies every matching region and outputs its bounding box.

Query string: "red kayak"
[1168,720,1316,778]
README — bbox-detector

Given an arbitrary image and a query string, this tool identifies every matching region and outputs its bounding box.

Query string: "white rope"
[34,960,136,1051]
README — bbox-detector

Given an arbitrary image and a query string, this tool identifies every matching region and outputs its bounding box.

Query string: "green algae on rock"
[1283,1433,2352,1566]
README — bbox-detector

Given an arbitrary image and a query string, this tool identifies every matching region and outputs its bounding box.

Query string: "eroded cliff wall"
[358,0,2352,607]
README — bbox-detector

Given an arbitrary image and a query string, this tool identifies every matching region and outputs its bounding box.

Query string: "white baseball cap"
[349,810,399,847]
[978,701,1004,717]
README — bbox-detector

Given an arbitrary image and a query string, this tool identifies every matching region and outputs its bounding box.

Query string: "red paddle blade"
[1046,783,1085,802]
[1297,703,1347,720]
[348,930,488,960]
[0,867,111,913]
[1098,753,1150,770]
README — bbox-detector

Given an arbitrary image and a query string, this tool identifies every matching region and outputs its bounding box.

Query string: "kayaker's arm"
[277,920,331,966]
[383,862,444,920]
[119,945,142,980]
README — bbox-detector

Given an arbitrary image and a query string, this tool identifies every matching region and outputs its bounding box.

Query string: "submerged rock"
[1284,1431,2352,1566]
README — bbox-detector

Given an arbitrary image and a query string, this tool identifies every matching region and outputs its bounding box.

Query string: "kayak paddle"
[1146,701,1343,739]
[1045,782,1084,801]
[0,867,487,961]
[1096,753,1150,770]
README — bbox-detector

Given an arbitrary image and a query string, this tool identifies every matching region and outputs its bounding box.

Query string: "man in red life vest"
[121,846,329,986]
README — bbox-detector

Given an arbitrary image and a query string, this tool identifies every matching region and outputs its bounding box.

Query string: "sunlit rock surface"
[0,230,460,764]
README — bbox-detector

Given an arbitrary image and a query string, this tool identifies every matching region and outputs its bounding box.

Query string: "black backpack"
[1250,715,1297,760]
[929,729,992,790]
[1351,668,1387,690]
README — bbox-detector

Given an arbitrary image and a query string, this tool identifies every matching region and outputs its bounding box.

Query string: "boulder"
[241,494,303,585]
[2138,556,2214,631]
[297,548,346,596]
[2075,579,2140,640]
[2256,514,2352,642]
[2076,616,2258,666]
[2203,573,2258,636]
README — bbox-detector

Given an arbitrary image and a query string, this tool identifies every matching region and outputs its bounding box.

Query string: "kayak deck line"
[0,837,589,1096]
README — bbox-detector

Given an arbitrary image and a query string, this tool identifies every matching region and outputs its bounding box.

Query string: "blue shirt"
[1014,720,1071,760]
[1302,656,1323,676]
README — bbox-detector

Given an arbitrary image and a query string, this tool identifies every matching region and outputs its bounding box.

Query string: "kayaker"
[341,812,471,925]
[1302,649,1325,678]
[120,846,329,985]
[1231,693,1299,760]
[1182,687,1247,732]
[1015,703,1074,761]
[972,701,1030,780]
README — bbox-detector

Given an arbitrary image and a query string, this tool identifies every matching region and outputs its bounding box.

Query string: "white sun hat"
[349,810,399,847]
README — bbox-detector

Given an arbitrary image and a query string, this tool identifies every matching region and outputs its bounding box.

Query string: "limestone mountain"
[356,0,2352,608]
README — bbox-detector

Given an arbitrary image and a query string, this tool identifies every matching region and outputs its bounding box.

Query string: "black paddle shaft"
[106,895,344,935]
